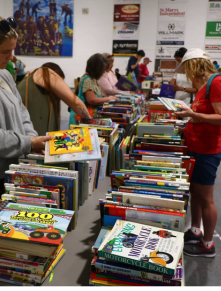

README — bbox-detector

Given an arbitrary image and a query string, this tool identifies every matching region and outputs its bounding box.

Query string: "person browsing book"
[17,62,92,136]
[174,48,221,258]
[69,53,119,126]
[137,57,152,89]
[126,50,145,81]
[98,53,130,96]
[0,16,55,196]
[12,56,26,84]
[155,48,197,106]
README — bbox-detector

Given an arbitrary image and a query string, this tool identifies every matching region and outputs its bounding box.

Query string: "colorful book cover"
[159,84,175,99]
[48,128,93,155]
[99,144,109,181]
[98,220,184,276]
[0,203,74,245]
[45,128,101,164]
[157,97,189,111]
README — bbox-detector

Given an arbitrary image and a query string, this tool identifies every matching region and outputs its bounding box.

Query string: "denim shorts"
[187,151,221,185]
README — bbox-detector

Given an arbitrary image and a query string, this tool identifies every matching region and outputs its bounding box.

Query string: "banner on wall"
[205,1,221,60]
[13,0,74,57]
[154,59,177,72]
[112,3,140,55]
[155,0,187,60]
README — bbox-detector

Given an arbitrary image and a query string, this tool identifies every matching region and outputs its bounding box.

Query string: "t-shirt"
[126,56,140,80]
[184,75,221,154]
[15,61,25,76]
[5,61,16,75]
[137,63,149,83]
[172,73,192,106]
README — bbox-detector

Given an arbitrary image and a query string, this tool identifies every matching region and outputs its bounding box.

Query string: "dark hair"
[86,53,109,80]
[41,62,65,79]
[174,47,187,58]
[137,50,145,57]
[115,68,119,72]
[213,61,218,65]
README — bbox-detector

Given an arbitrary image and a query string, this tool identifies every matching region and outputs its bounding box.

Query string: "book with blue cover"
[115,76,137,91]
[159,84,175,99]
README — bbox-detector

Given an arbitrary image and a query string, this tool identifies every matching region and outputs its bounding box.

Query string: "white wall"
[0,0,211,126]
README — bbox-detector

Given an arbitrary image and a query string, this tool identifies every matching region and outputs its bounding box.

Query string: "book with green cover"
[98,219,184,276]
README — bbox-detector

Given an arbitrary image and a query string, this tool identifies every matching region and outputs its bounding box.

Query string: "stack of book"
[89,220,184,286]
[0,201,74,286]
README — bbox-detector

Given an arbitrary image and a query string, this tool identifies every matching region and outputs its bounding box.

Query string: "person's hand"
[137,55,142,62]
[108,96,119,102]
[174,107,194,118]
[178,127,185,134]
[172,85,183,92]
[30,135,55,154]
[153,83,162,89]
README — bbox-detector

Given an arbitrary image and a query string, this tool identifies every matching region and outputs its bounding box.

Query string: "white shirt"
[173,73,193,106]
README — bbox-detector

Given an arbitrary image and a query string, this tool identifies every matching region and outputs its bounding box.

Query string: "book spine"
[97,251,174,276]
[0,258,44,274]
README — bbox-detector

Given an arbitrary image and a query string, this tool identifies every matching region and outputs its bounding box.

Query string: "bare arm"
[85,90,118,106]
[174,102,221,125]
[33,68,92,120]
[169,78,176,86]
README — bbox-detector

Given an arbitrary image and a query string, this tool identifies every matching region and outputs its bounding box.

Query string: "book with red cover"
[139,143,187,155]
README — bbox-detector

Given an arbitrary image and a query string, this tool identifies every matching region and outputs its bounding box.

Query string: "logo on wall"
[13,0,74,57]
[168,23,175,30]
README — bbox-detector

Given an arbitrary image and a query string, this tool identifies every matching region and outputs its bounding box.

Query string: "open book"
[157,97,189,111]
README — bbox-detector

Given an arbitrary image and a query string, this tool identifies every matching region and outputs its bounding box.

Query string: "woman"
[69,53,118,125]
[98,53,129,96]
[174,48,221,257]
[155,48,197,106]
[17,62,91,136]
[12,56,26,84]
[0,16,53,196]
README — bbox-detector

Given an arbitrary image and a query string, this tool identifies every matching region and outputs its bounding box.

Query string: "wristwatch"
[183,87,186,92]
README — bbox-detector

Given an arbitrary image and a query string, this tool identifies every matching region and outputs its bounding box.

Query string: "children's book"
[0,203,74,246]
[157,97,189,111]
[44,128,101,164]
[159,84,175,99]
[98,219,184,276]
[48,128,93,155]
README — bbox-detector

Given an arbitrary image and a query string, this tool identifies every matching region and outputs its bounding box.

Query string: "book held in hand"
[157,97,190,112]
[159,84,175,99]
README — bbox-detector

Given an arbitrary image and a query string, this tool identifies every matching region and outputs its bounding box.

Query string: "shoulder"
[210,75,221,95]
[82,76,94,87]
[0,69,15,86]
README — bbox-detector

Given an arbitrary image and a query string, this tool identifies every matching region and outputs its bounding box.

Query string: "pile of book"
[89,121,195,286]
[0,201,74,286]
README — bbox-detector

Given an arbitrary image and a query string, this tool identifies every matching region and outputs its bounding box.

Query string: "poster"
[155,0,187,59]
[112,3,140,55]
[13,0,74,56]
[154,59,177,72]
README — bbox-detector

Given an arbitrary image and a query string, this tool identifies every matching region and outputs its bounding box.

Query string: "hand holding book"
[174,106,194,117]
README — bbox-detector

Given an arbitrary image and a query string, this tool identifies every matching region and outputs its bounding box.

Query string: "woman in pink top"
[98,53,129,96]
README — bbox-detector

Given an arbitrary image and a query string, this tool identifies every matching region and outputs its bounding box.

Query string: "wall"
[0,0,211,126]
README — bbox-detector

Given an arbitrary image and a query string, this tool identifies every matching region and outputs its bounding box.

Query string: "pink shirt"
[98,70,121,96]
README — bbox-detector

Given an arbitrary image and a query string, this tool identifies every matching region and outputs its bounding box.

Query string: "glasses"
[0,17,17,34]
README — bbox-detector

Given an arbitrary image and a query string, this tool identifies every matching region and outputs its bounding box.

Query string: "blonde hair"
[102,53,114,65]
[183,58,216,81]
[0,16,18,46]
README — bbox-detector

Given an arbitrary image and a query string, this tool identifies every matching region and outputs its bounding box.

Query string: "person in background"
[98,53,130,96]
[17,62,91,136]
[213,60,220,70]
[174,48,221,258]
[137,57,152,89]
[0,16,53,196]
[126,50,145,81]
[69,53,119,126]
[115,68,121,81]
[154,48,197,106]
[12,56,26,84]
[5,59,16,82]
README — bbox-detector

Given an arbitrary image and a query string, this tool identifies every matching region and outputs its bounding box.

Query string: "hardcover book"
[157,97,189,111]
[159,84,175,99]
[98,219,184,276]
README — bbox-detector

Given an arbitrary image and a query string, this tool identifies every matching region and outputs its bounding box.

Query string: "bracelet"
[31,137,36,151]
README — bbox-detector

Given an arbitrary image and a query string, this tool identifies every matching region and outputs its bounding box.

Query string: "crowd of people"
[1,14,221,259]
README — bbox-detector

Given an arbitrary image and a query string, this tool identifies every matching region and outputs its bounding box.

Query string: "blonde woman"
[174,48,221,258]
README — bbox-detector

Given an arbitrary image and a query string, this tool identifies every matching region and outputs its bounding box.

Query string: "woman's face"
[107,60,114,72]
[0,38,17,69]
[175,56,182,65]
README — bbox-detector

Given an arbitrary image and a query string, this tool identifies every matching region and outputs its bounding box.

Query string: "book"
[159,84,175,99]
[115,76,137,91]
[0,203,74,245]
[99,144,109,181]
[44,128,101,164]
[92,227,111,254]
[98,220,184,276]
[157,97,189,111]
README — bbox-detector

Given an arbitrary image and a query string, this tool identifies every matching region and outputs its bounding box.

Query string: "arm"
[85,91,118,106]
[169,78,176,86]
[174,102,221,125]
[131,58,140,70]
[33,68,92,120]
[98,75,120,96]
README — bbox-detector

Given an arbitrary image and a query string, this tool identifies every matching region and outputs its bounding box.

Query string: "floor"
[1,167,221,287]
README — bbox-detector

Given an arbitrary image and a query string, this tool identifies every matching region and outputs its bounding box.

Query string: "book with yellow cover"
[48,128,93,155]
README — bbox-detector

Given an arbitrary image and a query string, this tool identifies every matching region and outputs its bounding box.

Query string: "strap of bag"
[25,72,30,108]
[205,73,221,99]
